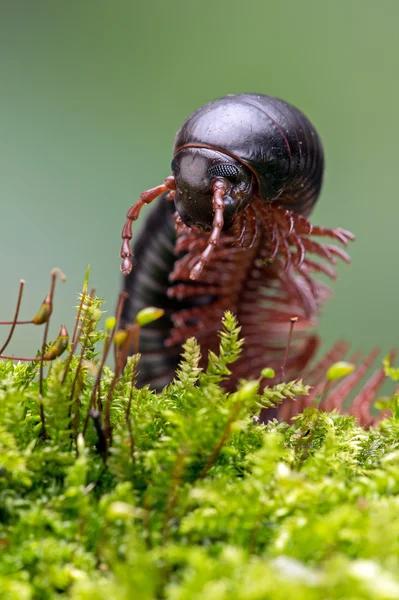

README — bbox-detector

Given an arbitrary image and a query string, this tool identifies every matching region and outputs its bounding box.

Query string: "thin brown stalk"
[114,323,139,375]
[132,324,140,355]
[71,283,89,346]
[113,292,129,364]
[0,320,32,325]
[82,332,114,437]
[39,271,59,439]
[280,317,298,382]
[0,280,25,355]
[97,381,102,412]
[69,316,96,430]
[62,288,96,385]
[99,293,129,448]
[198,401,241,480]
[0,355,42,361]
[115,292,128,325]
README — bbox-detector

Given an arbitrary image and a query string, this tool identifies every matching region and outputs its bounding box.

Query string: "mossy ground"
[1,294,399,600]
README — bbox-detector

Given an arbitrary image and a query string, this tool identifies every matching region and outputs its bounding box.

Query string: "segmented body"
[120,94,387,426]
[173,94,324,217]
[121,189,344,374]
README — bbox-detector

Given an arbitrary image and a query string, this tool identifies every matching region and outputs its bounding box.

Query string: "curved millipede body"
[119,93,360,418]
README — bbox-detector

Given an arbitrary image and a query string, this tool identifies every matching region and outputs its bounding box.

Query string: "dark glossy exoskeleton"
[172,94,323,227]
[119,93,355,412]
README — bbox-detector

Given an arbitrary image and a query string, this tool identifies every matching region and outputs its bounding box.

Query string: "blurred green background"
[1,0,398,358]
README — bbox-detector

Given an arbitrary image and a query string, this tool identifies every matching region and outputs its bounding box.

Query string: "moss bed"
[1,287,399,600]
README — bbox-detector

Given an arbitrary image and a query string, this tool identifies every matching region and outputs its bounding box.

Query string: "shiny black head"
[171,148,255,231]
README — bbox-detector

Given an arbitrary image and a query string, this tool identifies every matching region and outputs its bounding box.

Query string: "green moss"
[1,299,399,599]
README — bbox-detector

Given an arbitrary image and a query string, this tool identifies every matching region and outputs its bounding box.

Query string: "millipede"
[118,93,388,425]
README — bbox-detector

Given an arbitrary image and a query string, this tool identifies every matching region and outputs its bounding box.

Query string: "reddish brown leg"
[301,257,337,280]
[120,175,176,275]
[237,211,247,247]
[242,205,258,249]
[310,226,355,245]
[232,211,245,246]
[350,349,397,426]
[288,230,306,267]
[274,209,294,236]
[189,180,228,281]
[324,244,351,263]
[323,348,380,413]
[300,238,336,263]
[269,221,280,259]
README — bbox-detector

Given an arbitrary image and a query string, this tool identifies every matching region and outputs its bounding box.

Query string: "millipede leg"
[120,176,176,275]
[189,180,227,280]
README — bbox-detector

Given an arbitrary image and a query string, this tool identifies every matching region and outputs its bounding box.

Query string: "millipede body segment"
[120,94,360,418]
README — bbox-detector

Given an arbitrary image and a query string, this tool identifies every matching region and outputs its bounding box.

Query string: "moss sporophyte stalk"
[1,270,399,599]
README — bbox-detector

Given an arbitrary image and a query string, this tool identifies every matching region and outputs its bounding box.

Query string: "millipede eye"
[171,158,180,174]
[208,164,240,179]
